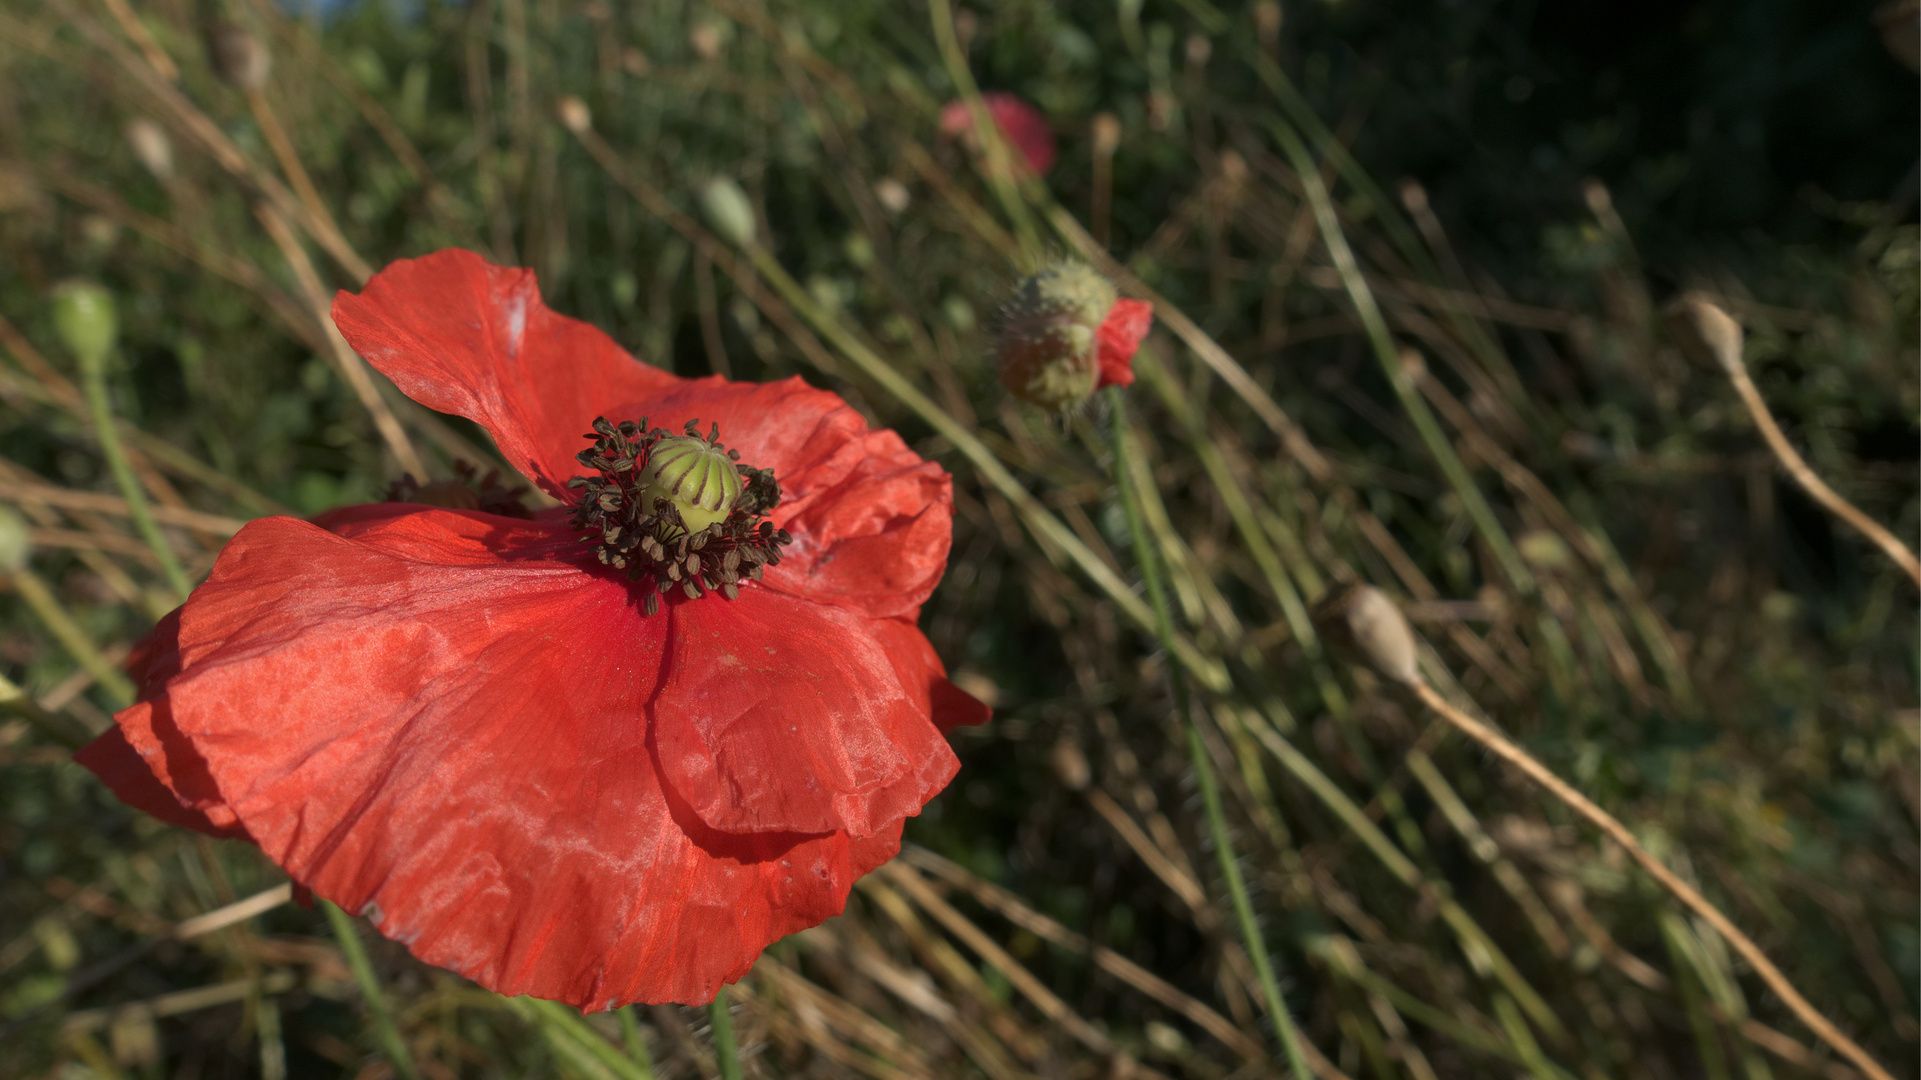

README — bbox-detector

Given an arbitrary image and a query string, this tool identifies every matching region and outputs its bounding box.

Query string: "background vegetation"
[0,0,1914,1077]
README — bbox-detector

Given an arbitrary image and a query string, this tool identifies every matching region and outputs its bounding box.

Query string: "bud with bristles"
[50,281,118,372]
[0,506,32,574]
[124,119,173,181]
[996,261,1153,411]
[1312,582,1421,687]
[699,178,757,248]
[209,24,271,91]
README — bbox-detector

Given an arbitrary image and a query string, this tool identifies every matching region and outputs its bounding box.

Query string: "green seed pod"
[637,435,742,536]
[995,261,1117,411]
[50,280,118,371]
[0,505,32,574]
[699,178,757,248]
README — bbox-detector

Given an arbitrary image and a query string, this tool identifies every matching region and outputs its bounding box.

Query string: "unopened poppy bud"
[996,262,1153,410]
[1091,112,1122,157]
[0,506,32,574]
[555,96,591,134]
[699,178,757,248]
[1312,582,1421,687]
[1049,737,1091,791]
[50,281,118,371]
[124,119,173,181]
[209,24,271,91]
[637,434,743,536]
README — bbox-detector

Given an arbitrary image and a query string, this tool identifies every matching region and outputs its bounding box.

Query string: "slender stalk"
[8,567,134,706]
[1107,387,1314,1079]
[1684,296,1919,587]
[617,1006,657,1074]
[321,900,419,1080]
[925,0,1044,264]
[709,986,743,1080]
[516,998,655,1080]
[1260,117,1533,597]
[0,669,91,748]
[1409,680,1896,1080]
[77,346,192,602]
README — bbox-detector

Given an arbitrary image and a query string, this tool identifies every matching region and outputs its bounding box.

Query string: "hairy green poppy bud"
[995,261,1117,411]
[637,435,743,536]
[0,506,31,573]
[699,178,757,248]
[50,281,118,371]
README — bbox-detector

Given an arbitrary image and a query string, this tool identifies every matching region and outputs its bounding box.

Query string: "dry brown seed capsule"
[1312,582,1421,687]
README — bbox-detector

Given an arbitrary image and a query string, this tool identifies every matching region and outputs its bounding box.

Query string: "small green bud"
[50,280,118,370]
[637,435,742,536]
[0,505,33,574]
[995,261,1117,411]
[699,178,757,248]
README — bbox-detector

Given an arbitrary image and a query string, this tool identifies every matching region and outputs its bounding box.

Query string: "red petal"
[651,589,957,838]
[105,508,935,1006]
[330,250,678,498]
[75,725,249,840]
[865,617,992,736]
[1095,298,1153,390]
[938,92,1057,175]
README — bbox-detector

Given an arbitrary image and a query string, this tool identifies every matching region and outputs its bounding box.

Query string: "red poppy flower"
[938,91,1058,175]
[76,249,988,1009]
[1095,298,1154,391]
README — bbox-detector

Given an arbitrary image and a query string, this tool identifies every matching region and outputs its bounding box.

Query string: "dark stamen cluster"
[568,417,790,615]
[387,461,532,518]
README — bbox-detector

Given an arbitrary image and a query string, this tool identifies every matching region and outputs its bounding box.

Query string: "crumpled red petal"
[79,508,955,1006]
[651,589,957,837]
[1095,298,1154,391]
[330,249,678,498]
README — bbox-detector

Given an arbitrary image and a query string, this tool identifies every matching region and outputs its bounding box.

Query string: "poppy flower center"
[568,417,791,615]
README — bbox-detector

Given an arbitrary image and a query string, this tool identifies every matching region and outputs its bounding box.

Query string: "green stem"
[925,0,1044,265]
[709,985,743,1080]
[78,351,192,602]
[0,669,90,748]
[617,1006,657,1074]
[1261,116,1532,598]
[516,998,655,1080]
[321,900,419,1080]
[1106,386,1314,1079]
[9,567,134,706]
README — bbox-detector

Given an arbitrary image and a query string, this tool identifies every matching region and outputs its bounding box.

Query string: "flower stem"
[320,900,419,1080]
[8,567,134,707]
[515,997,655,1080]
[708,985,743,1080]
[0,669,90,749]
[1105,387,1314,1078]
[77,346,192,603]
